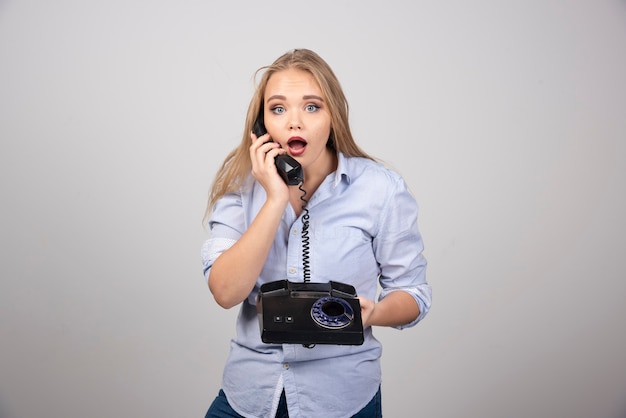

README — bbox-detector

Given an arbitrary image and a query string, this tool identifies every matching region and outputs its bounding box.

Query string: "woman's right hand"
[250,131,290,204]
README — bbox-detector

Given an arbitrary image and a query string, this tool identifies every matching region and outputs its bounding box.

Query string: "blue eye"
[305,104,319,112]
[271,106,285,114]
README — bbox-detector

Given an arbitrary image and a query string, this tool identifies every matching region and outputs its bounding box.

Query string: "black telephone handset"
[253,117,303,185]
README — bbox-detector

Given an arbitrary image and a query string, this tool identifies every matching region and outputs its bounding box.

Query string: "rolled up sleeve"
[200,192,245,283]
[375,177,432,329]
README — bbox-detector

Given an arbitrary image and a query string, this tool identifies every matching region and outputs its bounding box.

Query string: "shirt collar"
[333,152,351,187]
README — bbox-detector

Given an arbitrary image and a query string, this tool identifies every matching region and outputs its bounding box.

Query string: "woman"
[202,48,431,417]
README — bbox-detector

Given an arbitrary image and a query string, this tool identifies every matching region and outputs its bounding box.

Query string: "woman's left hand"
[358,297,375,327]
[358,291,420,328]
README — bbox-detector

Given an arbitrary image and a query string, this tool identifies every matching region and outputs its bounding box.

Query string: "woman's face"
[263,68,333,174]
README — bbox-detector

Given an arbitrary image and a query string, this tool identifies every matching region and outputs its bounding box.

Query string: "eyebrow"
[266,94,325,102]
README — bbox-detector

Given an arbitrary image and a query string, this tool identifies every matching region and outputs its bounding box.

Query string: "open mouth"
[287,137,307,155]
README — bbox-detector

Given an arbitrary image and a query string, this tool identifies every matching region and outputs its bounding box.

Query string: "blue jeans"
[205,387,382,417]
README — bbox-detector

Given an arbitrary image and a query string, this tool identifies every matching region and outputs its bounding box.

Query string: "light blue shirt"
[201,153,431,418]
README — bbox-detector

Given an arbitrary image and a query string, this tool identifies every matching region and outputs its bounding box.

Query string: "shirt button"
[288,267,296,274]
[283,363,290,370]
[292,229,299,234]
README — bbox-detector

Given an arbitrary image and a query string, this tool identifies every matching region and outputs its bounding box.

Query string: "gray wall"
[1,1,625,417]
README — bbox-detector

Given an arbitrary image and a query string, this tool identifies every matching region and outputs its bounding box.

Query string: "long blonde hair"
[204,49,374,221]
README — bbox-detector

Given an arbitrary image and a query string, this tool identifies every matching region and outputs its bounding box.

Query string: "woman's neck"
[302,149,337,196]
[290,149,337,216]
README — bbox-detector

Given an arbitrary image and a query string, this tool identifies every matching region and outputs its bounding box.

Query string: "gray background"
[1,1,625,417]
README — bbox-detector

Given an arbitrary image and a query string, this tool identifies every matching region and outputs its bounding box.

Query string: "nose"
[288,115,301,130]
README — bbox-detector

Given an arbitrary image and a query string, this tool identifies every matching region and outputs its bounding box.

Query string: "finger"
[250,142,279,166]
[259,141,278,156]
[251,130,269,142]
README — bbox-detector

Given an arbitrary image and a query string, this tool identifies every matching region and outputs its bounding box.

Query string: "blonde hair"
[204,49,374,222]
